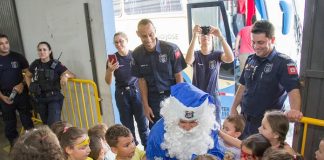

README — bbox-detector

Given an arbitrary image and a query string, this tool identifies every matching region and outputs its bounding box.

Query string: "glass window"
[123,0,183,15]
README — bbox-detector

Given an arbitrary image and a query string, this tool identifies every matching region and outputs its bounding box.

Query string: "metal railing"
[299,117,324,156]
[61,78,102,129]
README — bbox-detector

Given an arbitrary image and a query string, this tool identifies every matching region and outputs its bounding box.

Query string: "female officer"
[25,41,75,126]
[105,32,148,148]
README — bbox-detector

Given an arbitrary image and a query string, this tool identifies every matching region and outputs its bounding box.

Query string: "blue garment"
[131,39,187,127]
[146,119,224,160]
[239,48,299,138]
[0,51,34,145]
[110,51,149,147]
[192,50,223,123]
[29,59,67,126]
[218,137,240,160]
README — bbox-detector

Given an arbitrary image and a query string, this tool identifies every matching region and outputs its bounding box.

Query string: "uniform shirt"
[107,51,137,88]
[146,119,224,160]
[29,59,67,91]
[0,51,28,91]
[131,39,187,93]
[192,50,222,96]
[239,48,300,116]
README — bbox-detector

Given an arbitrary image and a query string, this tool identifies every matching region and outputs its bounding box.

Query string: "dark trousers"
[239,113,263,140]
[115,86,149,147]
[212,93,221,125]
[0,92,34,146]
[148,90,170,129]
[37,92,64,126]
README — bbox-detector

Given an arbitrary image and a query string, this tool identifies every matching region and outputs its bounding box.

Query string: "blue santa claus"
[146,82,224,160]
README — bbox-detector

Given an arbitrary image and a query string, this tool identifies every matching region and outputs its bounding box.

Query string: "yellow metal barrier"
[62,78,102,129]
[299,117,324,156]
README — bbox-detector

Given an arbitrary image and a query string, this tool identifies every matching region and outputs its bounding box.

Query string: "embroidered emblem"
[184,111,195,119]
[287,63,298,75]
[264,63,273,73]
[175,50,181,59]
[159,54,167,63]
[11,61,18,68]
[209,60,216,69]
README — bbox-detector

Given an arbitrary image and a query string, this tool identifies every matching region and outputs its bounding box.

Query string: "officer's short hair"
[251,20,275,38]
[225,114,245,133]
[113,32,128,42]
[137,18,155,30]
[0,33,8,39]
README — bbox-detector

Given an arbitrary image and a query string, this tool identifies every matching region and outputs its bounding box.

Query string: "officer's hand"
[1,96,13,105]
[230,106,239,115]
[107,61,119,72]
[209,26,222,37]
[143,104,154,123]
[60,76,68,86]
[285,109,303,122]
[14,83,24,94]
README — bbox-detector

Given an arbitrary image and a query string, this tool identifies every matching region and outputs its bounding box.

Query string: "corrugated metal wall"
[0,0,24,55]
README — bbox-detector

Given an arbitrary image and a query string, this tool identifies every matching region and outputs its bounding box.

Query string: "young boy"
[88,123,115,160]
[219,115,245,160]
[105,124,145,160]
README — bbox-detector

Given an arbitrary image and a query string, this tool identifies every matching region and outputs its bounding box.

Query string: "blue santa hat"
[166,82,214,120]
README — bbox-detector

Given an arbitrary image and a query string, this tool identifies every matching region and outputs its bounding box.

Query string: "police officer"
[186,24,234,124]
[230,20,303,139]
[0,33,34,147]
[105,32,148,147]
[25,41,75,126]
[131,19,187,128]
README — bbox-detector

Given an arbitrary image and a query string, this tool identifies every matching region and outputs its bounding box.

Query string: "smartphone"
[108,54,117,64]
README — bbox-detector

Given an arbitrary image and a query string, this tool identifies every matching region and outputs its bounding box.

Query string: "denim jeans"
[37,92,64,126]
[115,86,149,147]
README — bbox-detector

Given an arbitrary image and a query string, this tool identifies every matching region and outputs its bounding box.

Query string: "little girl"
[59,126,92,160]
[240,133,271,160]
[220,111,299,157]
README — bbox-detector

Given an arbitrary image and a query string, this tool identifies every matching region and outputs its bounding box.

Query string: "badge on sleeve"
[287,63,298,75]
[175,49,181,59]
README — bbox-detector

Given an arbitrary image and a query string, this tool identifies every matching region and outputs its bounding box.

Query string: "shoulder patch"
[287,63,298,75]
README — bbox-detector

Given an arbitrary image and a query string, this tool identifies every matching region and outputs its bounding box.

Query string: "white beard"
[160,99,218,160]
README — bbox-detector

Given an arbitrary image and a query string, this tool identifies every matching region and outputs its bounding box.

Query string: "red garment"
[238,25,254,54]
[237,0,246,14]
[246,0,255,25]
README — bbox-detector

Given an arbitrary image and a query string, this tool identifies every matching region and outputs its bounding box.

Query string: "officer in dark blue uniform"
[230,20,303,139]
[105,32,148,147]
[0,34,34,147]
[186,25,234,124]
[132,19,187,128]
[25,41,75,126]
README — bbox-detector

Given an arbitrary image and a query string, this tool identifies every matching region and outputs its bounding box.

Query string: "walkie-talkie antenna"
[57,52,63,60]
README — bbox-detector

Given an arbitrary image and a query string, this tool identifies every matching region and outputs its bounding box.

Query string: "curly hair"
[10,125,64,160]
[105,124,131,147]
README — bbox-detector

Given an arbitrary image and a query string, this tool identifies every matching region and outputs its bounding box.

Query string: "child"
[59,126,92,160]
[241,133,271,160]
[10,125,65,160]
[88,124,115,160]
[89,135,107,160]
[220,111,299,157]
[219,115,245,160]
[105,124,145,160]
[316,138,324,160]
[262,148,294,160]
[258,111,296,155]
[51,120,72,139]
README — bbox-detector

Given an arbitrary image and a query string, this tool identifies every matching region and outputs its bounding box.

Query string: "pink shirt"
[238,25,254,54]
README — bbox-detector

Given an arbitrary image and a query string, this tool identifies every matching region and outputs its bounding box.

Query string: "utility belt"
[116,85,136,91]
[242,112,263,124]
[41,90,60,97]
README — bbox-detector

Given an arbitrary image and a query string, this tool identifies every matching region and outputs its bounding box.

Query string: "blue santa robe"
[146,119,224,160]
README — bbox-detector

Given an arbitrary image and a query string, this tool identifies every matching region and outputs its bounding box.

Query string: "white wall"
[15,0,115,126]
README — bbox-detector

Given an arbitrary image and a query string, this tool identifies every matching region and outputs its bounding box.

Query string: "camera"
[201,26,211,35]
